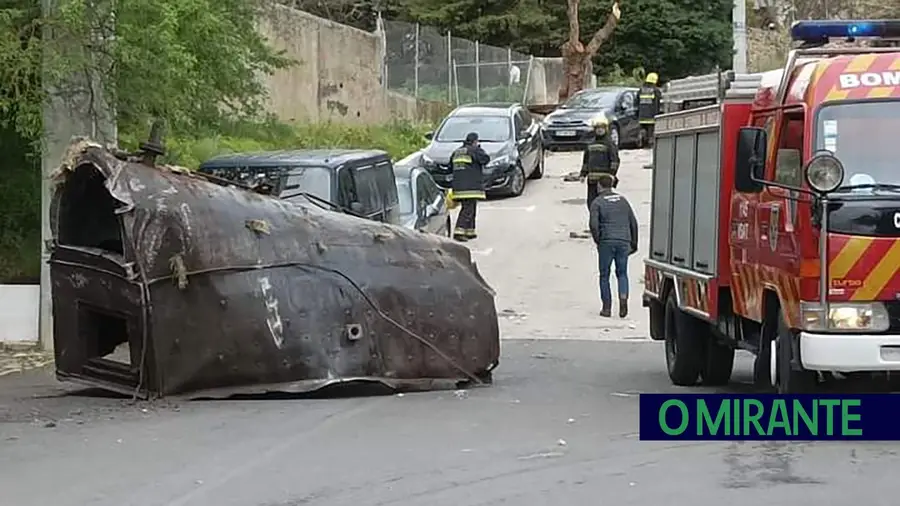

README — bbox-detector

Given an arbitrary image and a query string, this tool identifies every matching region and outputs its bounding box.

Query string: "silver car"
[394,154,451,236]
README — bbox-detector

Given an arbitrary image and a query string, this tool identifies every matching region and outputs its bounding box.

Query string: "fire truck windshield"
[815,101,900,192]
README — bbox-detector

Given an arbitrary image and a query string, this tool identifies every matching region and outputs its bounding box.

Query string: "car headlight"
[800,301,890,332]
[487,155,511,169]
[422,154,435,166]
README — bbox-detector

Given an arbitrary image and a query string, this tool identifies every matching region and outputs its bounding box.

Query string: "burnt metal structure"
[47,137,500,398]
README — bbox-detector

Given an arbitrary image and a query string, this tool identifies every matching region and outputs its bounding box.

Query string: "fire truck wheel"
[775,314,817,394]
[700,340,735,386]
[664,292,704,386]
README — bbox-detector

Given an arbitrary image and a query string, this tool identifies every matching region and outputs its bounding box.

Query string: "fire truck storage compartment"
[650,111,721,276]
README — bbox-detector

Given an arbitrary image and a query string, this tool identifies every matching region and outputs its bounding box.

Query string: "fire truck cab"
[644,20,900,393]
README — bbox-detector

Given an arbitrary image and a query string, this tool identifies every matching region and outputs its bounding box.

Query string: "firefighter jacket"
[450,143,490,199]
[637,84,662,124]
[588,189,639,252]
[580,137,620,181]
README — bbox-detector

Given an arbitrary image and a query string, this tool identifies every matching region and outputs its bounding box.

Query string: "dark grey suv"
[421,103,544,198]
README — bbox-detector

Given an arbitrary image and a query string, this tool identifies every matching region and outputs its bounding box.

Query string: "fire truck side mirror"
[735,127,767,193]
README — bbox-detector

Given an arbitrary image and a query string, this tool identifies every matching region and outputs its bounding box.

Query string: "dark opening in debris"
[57,163,124,255]
[78,304,132,367]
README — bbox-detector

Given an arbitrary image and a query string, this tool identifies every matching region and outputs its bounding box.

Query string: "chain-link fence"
[383,17,541,105]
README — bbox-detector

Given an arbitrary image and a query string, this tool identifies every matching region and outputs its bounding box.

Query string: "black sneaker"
[619,298,628,318]
[600,306,611,317]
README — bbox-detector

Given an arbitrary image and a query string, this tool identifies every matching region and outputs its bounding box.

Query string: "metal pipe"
[447,30,452,103]
[521,55,534,104]
[414,23,420,98]
[475,41,480,102]
[819,196,829,308]
[453,58,461,105]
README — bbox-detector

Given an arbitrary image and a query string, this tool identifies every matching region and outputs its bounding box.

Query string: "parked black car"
[541,87,644,151]
[393,153,451,236]
[198,149,401,224]
[421,103,544,198]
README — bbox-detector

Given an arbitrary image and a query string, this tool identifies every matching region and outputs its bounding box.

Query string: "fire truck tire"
[664,293,704,386]
[775,314,817,394]
[700,340,735,386]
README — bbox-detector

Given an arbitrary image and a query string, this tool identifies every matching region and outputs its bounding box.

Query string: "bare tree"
[559,0,621,101]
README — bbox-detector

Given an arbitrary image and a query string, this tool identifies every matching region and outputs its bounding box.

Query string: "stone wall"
[259,5,448,125]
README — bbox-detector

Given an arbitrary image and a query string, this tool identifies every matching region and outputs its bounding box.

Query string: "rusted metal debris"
[47,137,500,398]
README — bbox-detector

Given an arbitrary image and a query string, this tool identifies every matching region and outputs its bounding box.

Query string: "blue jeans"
[598,242,629,306]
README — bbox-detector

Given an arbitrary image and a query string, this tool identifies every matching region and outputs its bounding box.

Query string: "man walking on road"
[450,132,490,241]
[588,173,638,318]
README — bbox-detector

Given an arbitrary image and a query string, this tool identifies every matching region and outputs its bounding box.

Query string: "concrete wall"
[0,285,39,344]
[259,5,448,125]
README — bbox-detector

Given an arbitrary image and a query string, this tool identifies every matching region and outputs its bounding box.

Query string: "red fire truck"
[643,20,900,393]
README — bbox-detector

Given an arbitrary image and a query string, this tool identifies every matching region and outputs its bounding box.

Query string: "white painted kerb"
[0,284,39,343]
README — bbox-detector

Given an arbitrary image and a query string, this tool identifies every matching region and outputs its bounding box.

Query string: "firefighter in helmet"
[580,113,620,212]
[450,132,490,241]
[637,72,662,146]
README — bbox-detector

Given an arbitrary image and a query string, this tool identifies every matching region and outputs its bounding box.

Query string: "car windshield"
[816,101,900,192]
[396,180,414,214]
[562,91,618,109]
[279,166,334,203]
[435,115,511,142]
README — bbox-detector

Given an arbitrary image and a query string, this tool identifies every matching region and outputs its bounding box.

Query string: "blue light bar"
[790,20,900,43]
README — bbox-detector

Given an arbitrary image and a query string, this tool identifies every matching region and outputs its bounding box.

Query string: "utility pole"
[733,0,748,73]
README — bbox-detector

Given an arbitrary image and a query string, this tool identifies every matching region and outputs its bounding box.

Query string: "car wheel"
[610,124,620,147]
[528,146,544,180]
[506,163,526,197]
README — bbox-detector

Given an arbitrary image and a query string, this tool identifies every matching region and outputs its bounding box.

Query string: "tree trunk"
[559,0,621,101]
[559,42,588,102]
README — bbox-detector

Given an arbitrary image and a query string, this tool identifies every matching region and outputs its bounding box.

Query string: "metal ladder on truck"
[642,71,764,170]
[661,70,766,113]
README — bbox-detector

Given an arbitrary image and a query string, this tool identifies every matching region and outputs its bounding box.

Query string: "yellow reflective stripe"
[452,190,485,199]
[451,155,473,164]
[639,94,654,99]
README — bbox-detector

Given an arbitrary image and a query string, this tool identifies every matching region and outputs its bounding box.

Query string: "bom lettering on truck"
[839,71,900,88]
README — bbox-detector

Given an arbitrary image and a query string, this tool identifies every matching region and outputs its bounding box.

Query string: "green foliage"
[123,119,433,169]
[388,0,733,82]
[589,0,734,81]
[1,0,292,143]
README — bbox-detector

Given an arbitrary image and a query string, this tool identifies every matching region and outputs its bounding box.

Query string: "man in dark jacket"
[450,132,490,241]
[636,72,662,146]
[588,173,639,318]
[580,114,620,212]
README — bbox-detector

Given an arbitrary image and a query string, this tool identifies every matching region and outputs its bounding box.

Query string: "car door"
[336,166,358,211]
[351,163,384,221]
[616,90,640,144]
[519,108,541,170]
[416,169,447,234]
[513,110,534,175]
[374,160,401,225]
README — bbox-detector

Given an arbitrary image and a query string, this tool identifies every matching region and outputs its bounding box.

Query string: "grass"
[0,118,434,283]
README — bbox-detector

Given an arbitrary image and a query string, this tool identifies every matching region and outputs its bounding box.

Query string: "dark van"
[197,149,401,224]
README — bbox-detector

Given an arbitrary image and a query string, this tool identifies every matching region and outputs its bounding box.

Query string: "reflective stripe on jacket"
[637,84,661,123]
[580,137,620,180]
[450,144,489,199]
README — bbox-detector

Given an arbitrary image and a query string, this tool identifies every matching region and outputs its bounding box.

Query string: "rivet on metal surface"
[345,324,363,341]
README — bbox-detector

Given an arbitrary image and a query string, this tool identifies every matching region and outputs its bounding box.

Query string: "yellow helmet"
[590,112,609,132]
[645,72,659,84]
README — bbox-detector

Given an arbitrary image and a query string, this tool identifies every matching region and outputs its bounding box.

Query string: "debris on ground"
[562,172,582,182]
[569,231,591,239]
[0,347,54,377]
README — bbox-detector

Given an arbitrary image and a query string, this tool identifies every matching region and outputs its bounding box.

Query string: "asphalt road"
[3,150,900,505]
